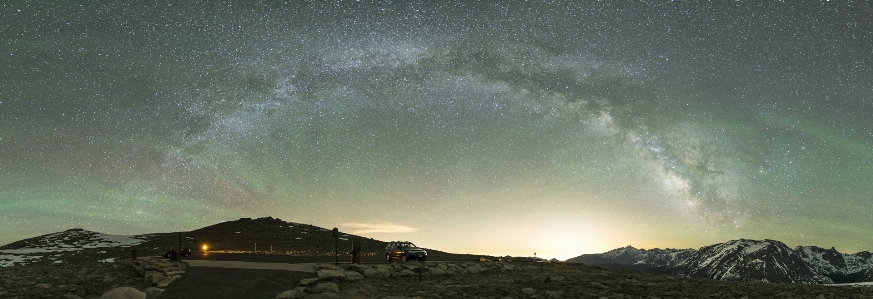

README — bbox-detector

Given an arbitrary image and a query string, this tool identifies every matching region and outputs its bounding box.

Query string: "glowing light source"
[202,244,208,252]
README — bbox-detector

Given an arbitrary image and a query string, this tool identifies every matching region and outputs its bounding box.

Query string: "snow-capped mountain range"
[567,239,873,284]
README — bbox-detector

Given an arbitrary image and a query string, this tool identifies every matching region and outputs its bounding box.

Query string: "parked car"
[385,241,427,262]
[163,248,191,259]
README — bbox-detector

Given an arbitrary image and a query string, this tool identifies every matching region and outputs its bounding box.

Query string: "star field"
[1,1,871,260]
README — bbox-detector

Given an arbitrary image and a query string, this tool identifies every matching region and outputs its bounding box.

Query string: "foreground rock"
[316,269,346,281]
[276,261,873,299]
[118,256,188,292]
[0,255,171,299]
[0,255,185,298]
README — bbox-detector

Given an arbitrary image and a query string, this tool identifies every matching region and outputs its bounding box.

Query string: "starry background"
[1,1,871,260]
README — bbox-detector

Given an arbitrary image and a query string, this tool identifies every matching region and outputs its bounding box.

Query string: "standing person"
[163,246,178,260]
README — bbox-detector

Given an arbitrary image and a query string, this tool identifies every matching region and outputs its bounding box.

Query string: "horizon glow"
[1,1,871,261]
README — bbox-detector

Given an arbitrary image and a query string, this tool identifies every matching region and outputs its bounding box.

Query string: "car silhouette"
[385,241,427,262]
[162,248,191,259]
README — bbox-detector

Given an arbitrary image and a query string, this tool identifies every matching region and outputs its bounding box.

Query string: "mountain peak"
[566,246,694,268]
[0,229,148,252]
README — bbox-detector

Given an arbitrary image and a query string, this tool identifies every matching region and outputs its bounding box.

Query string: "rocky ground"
[3,257,873,298]
[284,261,873,299]
[0,255,183,299]
[0,259,150,299]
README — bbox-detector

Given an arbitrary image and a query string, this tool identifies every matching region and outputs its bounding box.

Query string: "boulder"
[546,290,564,298]
[466,265,484,274]
[428,267,447,276]
[400,269,415,277]
[311,282,339,294]
[343,270,364,281]
[299,278,319,286]
[348,264,371,274]
[150,273,166,285]
[316,269,346,281]
[143,271,160,279]
[521,288,536,295]
[64,294,85,299]
[275,290,302,298]
[377,265,395,276]
[398,264,418,270]
[364,266,392,278]
[164,270,185,276]
[98,287,146,299]
[320,293,340,298]
[144,264,161,271]
[375,264,394,272]
[157,275,181,288]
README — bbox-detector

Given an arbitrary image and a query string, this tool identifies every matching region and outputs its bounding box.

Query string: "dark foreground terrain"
[333,263,873,299]
[3,257,873,299]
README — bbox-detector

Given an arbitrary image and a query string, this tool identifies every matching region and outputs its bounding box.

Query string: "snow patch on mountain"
[0,254,42,267]
[678,239,822,284]
[0,228,155,267]
[0,228,147,253]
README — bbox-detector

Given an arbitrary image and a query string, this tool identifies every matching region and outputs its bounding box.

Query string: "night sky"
[1,1,871,260]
